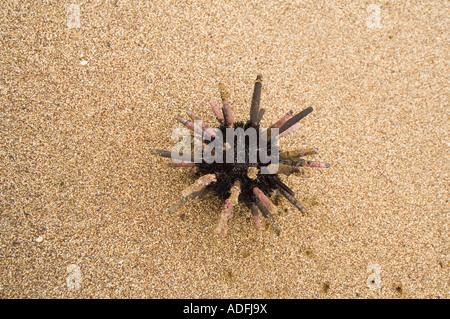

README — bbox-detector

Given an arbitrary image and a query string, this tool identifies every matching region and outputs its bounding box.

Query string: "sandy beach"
[0,1,448,298]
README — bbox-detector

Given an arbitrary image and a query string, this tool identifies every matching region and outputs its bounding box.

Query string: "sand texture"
[0,1,448,298]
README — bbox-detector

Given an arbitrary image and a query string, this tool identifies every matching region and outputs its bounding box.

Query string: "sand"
[0,0,448,298]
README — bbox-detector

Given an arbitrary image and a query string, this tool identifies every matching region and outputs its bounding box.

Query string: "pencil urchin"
[151,75,329,236]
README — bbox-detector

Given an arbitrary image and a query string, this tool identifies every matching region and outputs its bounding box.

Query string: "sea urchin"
[151,75,329,236]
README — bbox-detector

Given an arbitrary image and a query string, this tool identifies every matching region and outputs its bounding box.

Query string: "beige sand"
[0,1,448,298]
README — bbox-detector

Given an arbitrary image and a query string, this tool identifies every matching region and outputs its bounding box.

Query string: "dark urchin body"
[151,75,329,236]
[197,121,278,205]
